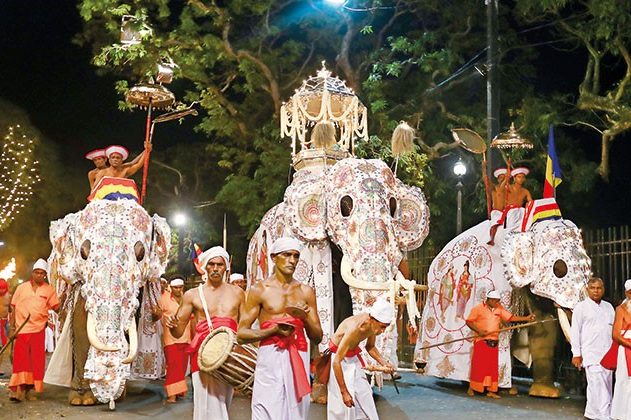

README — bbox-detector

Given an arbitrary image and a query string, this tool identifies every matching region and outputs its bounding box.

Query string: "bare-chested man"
[92,143,150,188]
[166,246,245,420]
[85,149,108,190]
[0,278,10,376]
[491,168,509,211]
[238,237,323,420]
[610,279,631,418]
[327,298,394,420]
[507,167,533,207]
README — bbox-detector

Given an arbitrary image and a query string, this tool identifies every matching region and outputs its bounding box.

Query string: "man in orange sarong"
[465,290,534,398]
[167,246,245,420]
[9,259,60,401]
[153,275,192,403]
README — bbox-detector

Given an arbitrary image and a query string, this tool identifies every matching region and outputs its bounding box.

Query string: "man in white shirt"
[571,277,615,420]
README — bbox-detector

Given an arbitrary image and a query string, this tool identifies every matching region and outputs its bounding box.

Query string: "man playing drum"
[167,246,245,420]
[237,237,323,420]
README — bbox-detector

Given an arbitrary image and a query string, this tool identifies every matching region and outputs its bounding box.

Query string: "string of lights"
[0,124,41,231]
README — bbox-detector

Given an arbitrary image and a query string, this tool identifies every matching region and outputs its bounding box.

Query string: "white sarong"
[584,365,612,420]
[611,330,631,420]
[251,345,309,420]
[327,354,378,420]
[191,371,233,420]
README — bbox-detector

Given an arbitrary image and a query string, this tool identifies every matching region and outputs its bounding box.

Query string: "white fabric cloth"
[369,299,393,325]
[611,329,631,420]
[105,145,129,160]
[251,345,309,420]
[584,365,613,420]
[487,207,525,243]
[33,258,48,272]
[625,279,631,291]
[169,278,184,286]
[229,273,244,282]
[493,168,507,178]
[570,298,615,367]
[85,148,106,160]
[191,371,233,420]
[45,326,55,353]
[486,290,501,299]
[327,354,379,420]
[269,237,302,255]
[198,246,230,269]
[511,167,529,176]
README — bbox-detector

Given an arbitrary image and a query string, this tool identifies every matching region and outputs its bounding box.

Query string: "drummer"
[166,246,245,420]
[152,275,192,403]
[237,237,323,420]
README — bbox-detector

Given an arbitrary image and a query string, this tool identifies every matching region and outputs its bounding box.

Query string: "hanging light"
[453,157,467,177]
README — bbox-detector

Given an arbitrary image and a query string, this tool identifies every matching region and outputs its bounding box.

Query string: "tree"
[517,0,631,180]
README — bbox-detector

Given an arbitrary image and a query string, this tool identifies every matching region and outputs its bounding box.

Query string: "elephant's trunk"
[557,307,572,343]
[340,255,391,290]
[87,312,119,352]
[121,318,138,364]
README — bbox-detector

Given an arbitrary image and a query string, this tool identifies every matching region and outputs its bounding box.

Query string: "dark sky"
[0,1,629,230]
[0,0,201,168]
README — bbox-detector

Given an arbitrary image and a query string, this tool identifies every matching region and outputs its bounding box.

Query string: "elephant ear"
[48,212,80,286]
[501,230,535,288]
[284,169,327,241]
[393,179,430,251]
[148,214,171,279]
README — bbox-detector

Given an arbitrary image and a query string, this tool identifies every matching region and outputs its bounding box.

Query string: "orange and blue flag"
[191,243,204,275]
[543,125,562,198]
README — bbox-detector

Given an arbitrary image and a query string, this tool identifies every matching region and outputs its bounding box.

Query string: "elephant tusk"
[87,312,120,352]
[121,318,138,364]
[557,307,572,343]
[340,255,390,291]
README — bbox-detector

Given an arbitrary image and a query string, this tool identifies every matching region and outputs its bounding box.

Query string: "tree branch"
[614,37,631,102]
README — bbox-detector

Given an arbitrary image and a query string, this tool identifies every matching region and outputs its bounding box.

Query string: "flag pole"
[223,213,227,250]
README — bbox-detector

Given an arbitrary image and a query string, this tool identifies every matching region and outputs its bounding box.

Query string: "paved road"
[0,366,586,419]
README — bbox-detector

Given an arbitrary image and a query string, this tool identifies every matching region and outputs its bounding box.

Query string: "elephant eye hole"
[389,197,397,218]
[80,240,91,260]
[134,241,146,262]
[340,195,353,217]
[553,259,567,278]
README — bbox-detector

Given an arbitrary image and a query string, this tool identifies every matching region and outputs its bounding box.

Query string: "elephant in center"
[247,157,430,351]
[44,199,170,408]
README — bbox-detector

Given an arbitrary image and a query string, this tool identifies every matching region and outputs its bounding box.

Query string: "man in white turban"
[229,273,247,291]
[609,279,631,419]
[9,259,60,401]
[166,246,245,420]
[325,297,395,420]
[570,277,614,419]
[238,237,323,420]
[465,290,535,398]
[90,142,151,192]
[152,275,192,403]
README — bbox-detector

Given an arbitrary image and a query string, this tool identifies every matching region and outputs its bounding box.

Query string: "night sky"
[1,1,629,231]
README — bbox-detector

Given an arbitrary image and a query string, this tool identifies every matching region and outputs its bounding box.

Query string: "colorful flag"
[543,125,562,198]
[191,243,204,275]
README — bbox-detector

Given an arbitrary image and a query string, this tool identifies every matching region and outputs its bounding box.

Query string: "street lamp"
[453,158,467,234]
[324,0,346,5]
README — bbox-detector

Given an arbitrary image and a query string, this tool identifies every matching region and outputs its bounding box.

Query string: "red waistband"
[328,339,365,367]
[260,316,310,402]
[187,317,238,355]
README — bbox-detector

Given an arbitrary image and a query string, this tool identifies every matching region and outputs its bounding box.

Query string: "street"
[0,359,586,419]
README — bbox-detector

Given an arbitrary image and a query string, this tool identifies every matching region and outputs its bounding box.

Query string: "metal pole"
[177,226,185,273]
[486,0,500,177]
[456,180,463,234]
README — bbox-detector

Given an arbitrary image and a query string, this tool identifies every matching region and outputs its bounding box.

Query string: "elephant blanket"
[414,209,523,389]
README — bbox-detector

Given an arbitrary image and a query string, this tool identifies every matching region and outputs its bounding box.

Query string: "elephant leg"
[527,304,561,398]
[69,294,96,406]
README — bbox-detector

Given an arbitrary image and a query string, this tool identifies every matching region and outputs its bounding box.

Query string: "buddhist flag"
[191,243,204,275]
[543,125,562,198]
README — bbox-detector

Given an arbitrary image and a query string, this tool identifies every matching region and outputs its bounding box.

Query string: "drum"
[197,327,258,395]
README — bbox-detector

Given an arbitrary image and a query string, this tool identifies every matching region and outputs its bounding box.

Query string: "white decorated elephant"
[247,157,430,352]
[416,199,589,397]
[44,199,170,408]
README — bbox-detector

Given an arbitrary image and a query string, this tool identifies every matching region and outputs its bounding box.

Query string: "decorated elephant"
[247,157,430,353]
[44,199,170,409]
[415,198,589,397]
